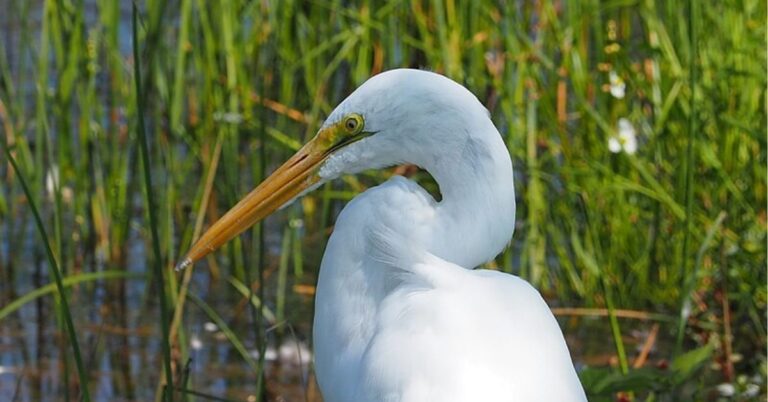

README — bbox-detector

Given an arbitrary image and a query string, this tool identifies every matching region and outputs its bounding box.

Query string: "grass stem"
[132,4,175,401]
[1,143,91,402]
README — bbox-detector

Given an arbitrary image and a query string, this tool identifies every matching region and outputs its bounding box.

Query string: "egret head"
[317,69,492,178]
[178,69,494,269]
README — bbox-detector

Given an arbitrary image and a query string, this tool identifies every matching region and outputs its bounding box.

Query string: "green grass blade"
[0,270,144,321]
[675,0,698,356]
[1,143,91,402]
[132,4,174,401]
[227,277,277,324]
[187,293,261,373]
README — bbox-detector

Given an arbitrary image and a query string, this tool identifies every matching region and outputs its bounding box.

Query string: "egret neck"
[426,120,516,269]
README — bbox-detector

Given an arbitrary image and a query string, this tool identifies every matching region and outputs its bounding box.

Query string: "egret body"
[180,69,587,402]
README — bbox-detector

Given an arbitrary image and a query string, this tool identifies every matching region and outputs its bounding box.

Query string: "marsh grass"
[132,4,174,401]
[0,0,765,401]
[1,141,91,402]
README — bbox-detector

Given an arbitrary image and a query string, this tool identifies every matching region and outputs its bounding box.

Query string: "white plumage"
[311,70,586,401]
[181,69,587,402]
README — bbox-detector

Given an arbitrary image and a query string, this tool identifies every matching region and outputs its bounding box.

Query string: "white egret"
[178,69,587,401]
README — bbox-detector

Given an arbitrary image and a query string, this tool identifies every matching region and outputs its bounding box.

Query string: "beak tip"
[175,257,193,272]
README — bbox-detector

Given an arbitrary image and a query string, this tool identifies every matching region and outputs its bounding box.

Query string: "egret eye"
[343,114,363,134]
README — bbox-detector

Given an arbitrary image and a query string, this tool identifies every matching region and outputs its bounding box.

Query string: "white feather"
[312,69,586,402]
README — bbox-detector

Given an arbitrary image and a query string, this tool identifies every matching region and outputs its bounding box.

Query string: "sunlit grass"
[0,0,765,401]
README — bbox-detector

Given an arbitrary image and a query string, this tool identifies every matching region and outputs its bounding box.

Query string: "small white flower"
[190,334,203,350]
[716,383,736,397]
[608,118,638,155]
[45,165,60,197]
[608,137,622,153]
[278,341,312,365]
[45,165,74,203]
[213,111,243,124]
[743,383,760,398]
[249,346,278,361]
[609,70,626,99]
[203,322,218,332]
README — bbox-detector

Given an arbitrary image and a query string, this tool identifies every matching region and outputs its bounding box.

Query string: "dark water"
[0,239,313,401]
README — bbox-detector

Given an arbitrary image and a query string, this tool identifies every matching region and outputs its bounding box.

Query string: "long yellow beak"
[176,136,327,271]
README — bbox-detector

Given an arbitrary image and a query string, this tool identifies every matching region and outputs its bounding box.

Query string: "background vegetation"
[0,0,765,401]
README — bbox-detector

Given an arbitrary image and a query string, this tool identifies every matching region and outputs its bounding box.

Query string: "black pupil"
[346,119,356,130]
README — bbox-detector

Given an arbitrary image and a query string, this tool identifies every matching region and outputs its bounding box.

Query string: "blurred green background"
[0,0,765,401]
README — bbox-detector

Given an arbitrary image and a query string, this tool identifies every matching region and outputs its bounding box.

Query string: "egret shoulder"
[362,254,586,402]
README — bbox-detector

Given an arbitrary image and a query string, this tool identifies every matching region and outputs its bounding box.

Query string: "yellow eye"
[343,114,363,134]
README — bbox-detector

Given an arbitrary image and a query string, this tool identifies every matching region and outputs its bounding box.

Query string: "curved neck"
[313,121,516,397]
[422,124,516,268]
